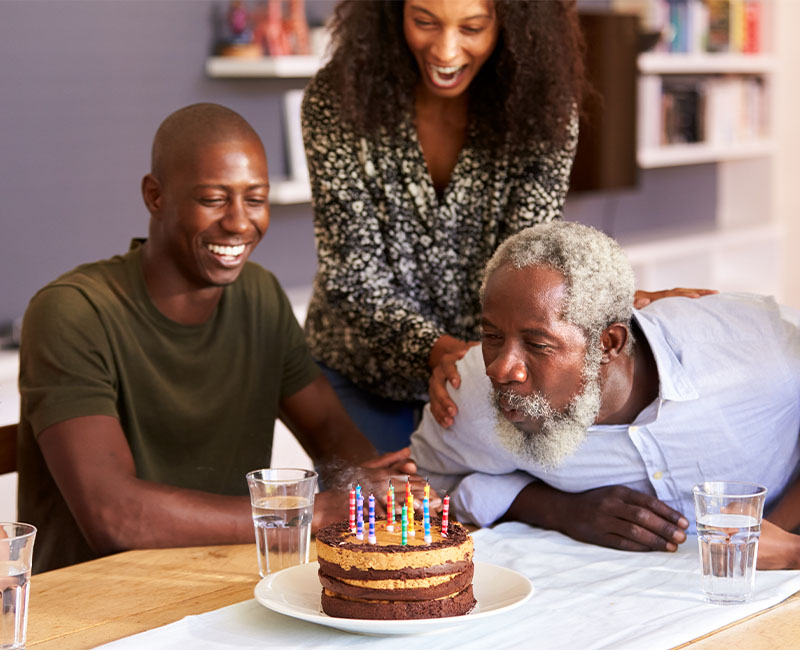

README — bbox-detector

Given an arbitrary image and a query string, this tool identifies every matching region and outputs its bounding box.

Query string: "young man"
[411,221,800,569]
[19,103,413,573]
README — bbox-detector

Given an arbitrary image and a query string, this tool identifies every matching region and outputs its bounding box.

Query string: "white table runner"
[98,522,800,649]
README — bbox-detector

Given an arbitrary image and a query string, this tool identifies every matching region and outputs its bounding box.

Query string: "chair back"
[0,424,17,475]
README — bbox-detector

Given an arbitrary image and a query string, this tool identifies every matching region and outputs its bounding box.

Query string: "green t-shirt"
[18,242,319,573]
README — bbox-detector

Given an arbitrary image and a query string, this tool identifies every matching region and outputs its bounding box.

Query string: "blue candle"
[423,496,432,543]
[368,494,377,544]
[356,493,364,540]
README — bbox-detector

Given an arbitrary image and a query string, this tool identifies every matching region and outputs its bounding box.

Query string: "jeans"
[317,361,423,455]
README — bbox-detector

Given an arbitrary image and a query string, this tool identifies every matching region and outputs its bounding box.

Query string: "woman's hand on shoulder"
[634,287,718,309]
[427,336,479,429]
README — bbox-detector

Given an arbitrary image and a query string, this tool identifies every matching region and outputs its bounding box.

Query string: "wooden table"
[27,543,800,649]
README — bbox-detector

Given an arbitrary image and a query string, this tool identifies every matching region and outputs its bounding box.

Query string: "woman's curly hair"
[323,0,586,151]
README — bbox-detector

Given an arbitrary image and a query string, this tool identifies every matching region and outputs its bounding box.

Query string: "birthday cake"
[316,515,475,620]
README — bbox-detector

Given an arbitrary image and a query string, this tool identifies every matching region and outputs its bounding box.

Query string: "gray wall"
[0,0,321,331]
[0,0,716,332]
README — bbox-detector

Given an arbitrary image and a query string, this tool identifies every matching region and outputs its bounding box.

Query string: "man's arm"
[38,415,253,556]
[502,482,689,552]
[280,374,418,529]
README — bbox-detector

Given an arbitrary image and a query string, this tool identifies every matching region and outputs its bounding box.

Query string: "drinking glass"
[246,468,317,577]
[692,481,767,605]
[0,523,36,649]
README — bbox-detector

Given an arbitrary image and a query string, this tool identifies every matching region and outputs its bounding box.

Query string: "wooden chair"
[0,424,17,475]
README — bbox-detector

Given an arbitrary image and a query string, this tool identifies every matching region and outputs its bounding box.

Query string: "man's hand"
[558,486,689,551]
[634,288,717,309]
[427,337,478,428]
[756,519,800,570]
[506,483,688,552]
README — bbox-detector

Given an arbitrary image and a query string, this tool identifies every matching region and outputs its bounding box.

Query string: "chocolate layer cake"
[316,516,475,620]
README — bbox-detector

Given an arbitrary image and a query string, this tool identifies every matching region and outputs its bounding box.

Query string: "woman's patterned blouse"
[301,69,578,402]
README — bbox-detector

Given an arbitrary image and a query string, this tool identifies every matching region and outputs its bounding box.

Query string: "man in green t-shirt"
[18,103,415,573]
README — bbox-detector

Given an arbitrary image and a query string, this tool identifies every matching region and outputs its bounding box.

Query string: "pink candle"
[348,485,356,533]
[442,494,450,537]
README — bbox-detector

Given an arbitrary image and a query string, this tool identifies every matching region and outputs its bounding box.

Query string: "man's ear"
[141,174,162,216]
[600,323,629,364]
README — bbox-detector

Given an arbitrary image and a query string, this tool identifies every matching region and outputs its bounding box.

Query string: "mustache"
[492,389,555,420]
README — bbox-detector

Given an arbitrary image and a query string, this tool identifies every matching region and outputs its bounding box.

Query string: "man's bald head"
[150,103,264,182]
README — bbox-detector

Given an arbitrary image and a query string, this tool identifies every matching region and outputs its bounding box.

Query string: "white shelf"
[270,178,311,205]
[638,139,774,168]
[206,55,322,78]
[638,53,775,75]
[622,222,779,264]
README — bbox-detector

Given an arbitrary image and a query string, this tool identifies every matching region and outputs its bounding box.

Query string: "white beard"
[491,345,603,469]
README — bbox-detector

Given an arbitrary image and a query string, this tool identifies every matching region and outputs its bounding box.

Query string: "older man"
[411,221,800,569]
[18,103,413,573]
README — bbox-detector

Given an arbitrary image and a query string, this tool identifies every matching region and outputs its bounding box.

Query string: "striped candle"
[401,504,408,546]
[407,491,415,537]
[386,481,395,532]
[423,496,432,543]
[368,494,377,544]
[441,494,450,537]
[356,493,364,540]
[348,485,356,533]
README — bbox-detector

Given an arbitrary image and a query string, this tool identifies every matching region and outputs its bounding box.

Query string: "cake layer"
[317,556,472,580]
[318,563,473,601]
[316,518,472,572]
[321,585,476,620]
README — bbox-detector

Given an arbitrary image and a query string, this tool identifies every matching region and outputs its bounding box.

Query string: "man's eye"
[200,197,225,206]
[246,197,266,206]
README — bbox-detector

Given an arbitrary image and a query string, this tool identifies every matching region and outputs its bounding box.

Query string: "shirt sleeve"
[302,73,444,389]
[500,112,578,239]
[409,347,536,526]
[19,285,119,436]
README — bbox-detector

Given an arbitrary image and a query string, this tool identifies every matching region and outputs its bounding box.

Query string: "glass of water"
[246,468,317,577]
[692,481,767,605]
[0,523,36,649]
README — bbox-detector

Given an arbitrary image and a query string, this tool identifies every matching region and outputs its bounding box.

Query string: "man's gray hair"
[481,221,635,340]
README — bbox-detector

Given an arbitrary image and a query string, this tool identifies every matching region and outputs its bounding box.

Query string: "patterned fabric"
[302,68,578,402]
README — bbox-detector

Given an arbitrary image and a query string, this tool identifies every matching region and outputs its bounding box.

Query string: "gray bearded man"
[410,221,800,569]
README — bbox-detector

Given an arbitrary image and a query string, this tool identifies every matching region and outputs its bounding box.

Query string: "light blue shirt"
[410,293,800,530]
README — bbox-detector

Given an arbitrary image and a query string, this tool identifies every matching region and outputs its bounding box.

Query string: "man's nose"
[486,348,527,385]
[221,197,250,233]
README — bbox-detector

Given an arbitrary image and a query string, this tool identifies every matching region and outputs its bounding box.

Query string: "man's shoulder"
[638,292,786,341]
[29,251,135,315]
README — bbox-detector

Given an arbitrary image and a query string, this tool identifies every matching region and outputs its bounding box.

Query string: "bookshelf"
[626,0,780,298]
[206,55,322,205]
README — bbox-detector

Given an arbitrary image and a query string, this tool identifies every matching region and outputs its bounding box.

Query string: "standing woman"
[301,0,586,452]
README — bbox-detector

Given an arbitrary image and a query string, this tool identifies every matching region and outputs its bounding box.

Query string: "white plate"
[253,560,534,636]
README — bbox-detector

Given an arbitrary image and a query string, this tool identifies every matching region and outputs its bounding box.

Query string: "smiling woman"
[300,0,587,453]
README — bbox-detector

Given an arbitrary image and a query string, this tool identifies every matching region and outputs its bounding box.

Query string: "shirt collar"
[633,310,699,402]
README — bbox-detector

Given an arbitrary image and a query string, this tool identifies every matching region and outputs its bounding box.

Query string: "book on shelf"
[657,0,761,54]
[639,74,767,148]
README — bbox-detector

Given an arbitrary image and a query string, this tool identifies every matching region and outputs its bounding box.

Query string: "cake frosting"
[316,516,475,620]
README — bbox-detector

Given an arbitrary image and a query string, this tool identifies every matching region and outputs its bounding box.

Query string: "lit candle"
[386,480,395,532]
[441,494,450,537]
[424,479,430,501]
[423,496,432,543]
[356,493,364,541]
[405,477,415,536]
[349,485,356,533]
[368,494,377,544]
